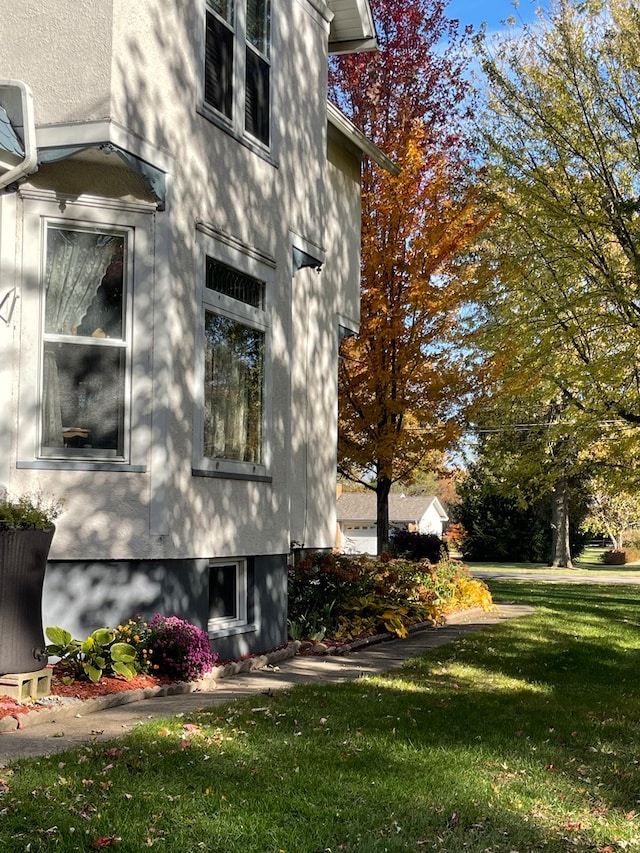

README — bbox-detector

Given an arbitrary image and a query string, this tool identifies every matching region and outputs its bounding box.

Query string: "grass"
[468,546,640,574]
[2,581,640,851]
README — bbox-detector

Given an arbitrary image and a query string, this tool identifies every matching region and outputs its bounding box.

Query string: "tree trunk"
[550,477,573,568]
[376,476,392,555]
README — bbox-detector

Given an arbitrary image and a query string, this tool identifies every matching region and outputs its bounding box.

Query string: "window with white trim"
[208,559,248,632]
[204,0,272,147]
[194,226,273,479]
[17,195,153,471]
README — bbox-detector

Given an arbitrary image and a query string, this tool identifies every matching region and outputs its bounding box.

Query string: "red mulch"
[50,668,168,699]
[0,666,168,720]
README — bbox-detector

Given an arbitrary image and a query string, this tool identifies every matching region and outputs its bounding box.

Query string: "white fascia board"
[36,120,173,173]
[327,101,399,176]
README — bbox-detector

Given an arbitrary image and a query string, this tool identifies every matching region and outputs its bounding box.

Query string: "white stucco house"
[336,492,449,555]
[0,1,396,660]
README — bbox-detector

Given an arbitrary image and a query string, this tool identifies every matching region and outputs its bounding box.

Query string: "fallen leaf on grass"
[92,836,121,848]
[105,748,124,759]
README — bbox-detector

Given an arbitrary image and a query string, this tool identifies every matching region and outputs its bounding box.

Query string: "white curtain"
[45,229,119,335]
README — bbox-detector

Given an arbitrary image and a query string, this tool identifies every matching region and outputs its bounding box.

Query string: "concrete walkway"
[0,604,533,767]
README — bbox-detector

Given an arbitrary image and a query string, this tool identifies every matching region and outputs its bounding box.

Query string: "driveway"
[470,566,640,585]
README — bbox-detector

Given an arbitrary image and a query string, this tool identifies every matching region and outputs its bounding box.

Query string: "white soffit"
[328,0,378,53]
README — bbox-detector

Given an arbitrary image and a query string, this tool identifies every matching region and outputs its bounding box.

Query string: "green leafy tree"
[475,0,640,427]
[581,476,640,550]
[455,425,590,564]
[467,0,640,563]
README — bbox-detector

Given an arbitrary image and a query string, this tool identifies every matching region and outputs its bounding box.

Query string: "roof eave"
[328,0,378,54]
[327,101,399,176]
[328,37,378,54]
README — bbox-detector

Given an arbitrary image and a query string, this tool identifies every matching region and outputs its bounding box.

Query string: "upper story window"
[204,0,272,148]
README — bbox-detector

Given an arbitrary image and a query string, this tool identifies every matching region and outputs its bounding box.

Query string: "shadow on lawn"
[297,580,640,844]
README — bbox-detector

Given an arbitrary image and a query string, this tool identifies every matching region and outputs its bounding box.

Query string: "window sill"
[192,467,272,483]
[18,460,146,473]
[196,105,277,168]
[208,623,256,640]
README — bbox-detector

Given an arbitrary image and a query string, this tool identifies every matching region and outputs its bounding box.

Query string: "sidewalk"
[0,604,533,767]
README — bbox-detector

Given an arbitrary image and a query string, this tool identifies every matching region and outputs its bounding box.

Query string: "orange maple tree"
[330,0,493,552]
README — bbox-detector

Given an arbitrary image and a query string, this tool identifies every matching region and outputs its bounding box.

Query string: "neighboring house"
[336,492,449,555]
[0,1,396,660]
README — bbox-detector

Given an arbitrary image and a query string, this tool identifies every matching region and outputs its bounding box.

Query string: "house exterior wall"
[418,505,446,538]
[0,1,114,124]
[0,0,365,659]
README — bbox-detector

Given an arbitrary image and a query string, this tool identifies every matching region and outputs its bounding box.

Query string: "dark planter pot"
[0,526,54,675]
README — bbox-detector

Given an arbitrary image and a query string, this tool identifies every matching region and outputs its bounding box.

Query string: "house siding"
[43,553,287,661]
[0,0,369,659]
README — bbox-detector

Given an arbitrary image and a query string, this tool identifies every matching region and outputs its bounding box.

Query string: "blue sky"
[446,0,548,36]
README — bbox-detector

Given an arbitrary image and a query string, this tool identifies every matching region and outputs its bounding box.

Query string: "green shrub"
[0,492,64,530]
[47,615,218,683]
[389,529,448,562]
[113,616,155,673]
[287,552,492,641]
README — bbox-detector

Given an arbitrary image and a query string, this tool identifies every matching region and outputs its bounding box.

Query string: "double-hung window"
[17,194,153,471]
[204,0,272,147]
[195,226,273,480]
[41,225,129,459]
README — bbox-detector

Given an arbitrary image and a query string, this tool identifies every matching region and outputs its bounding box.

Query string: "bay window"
[194,225,273,480]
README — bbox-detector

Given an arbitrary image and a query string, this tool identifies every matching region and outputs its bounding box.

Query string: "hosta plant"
[46,626,138,683]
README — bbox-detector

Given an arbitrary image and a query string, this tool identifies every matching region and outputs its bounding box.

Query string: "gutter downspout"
[0,81,37,191]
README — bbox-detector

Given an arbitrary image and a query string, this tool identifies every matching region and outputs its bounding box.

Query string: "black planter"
[0,527,54,675]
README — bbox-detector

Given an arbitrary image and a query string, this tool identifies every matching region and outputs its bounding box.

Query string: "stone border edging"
[0,641,302,734]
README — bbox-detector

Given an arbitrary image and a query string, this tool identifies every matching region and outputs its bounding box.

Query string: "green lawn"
[2,581,640,851]
[468,546,640,574]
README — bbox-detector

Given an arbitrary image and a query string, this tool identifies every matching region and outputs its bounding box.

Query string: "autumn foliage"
[330,0,493,550]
